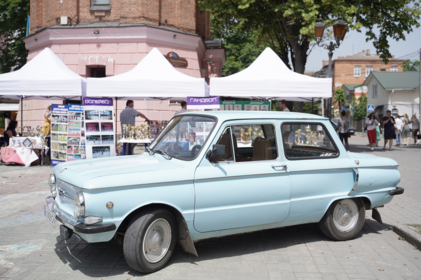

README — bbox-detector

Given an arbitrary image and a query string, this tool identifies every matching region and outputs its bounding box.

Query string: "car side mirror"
[213,144,226,155]
[206,144,226,163]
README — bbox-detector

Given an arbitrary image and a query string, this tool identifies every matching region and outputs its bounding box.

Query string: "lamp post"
[314,15,347,120]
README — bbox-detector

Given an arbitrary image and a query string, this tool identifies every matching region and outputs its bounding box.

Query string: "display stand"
[83,97,116,159]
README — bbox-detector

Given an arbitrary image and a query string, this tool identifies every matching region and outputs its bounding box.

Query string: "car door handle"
[271,165,287,171]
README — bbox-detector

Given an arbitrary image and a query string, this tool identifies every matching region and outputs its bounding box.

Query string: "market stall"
[87,47,209,100]
[0,48,85,166]
[209,47,331,101]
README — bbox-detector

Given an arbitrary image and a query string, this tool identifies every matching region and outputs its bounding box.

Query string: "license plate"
[44,205,56,228]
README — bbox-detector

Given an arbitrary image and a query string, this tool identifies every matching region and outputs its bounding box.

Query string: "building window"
[354,66,361,77]
[366,66,373,77]
[372,84,377,98]
[391,66,398,72]
[90,0,111,10]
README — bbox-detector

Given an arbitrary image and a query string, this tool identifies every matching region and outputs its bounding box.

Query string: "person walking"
[409,114,420,144]
[394,114,403,147]
[375,116,381,147]
[401,113,410,145]
[338,111,350,151]
[366,113,378,150]
[382,110,395,150]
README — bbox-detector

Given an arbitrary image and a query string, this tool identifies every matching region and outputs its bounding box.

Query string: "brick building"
[314,49,404,103]
[18,0,225,132]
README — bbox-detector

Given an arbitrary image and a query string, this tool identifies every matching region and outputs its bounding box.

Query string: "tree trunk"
[289,38,310,112]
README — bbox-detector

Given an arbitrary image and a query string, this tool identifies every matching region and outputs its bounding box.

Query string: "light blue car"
[45,111,403,273]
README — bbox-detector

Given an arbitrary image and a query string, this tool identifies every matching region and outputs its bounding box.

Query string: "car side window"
[281,122,339,159]
[212,127,235,162]
[214,124,277,162]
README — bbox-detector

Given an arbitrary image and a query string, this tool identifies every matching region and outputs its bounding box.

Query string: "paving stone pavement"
[0,139,420,280]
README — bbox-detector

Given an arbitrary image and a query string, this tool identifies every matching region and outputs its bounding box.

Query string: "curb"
[393,224,421,249]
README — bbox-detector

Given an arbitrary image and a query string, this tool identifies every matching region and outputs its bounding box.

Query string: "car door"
[280,121,356,223]
[193,120,291,233]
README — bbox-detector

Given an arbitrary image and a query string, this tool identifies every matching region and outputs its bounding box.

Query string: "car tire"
[319,198,365,241]
[123,208,177,274]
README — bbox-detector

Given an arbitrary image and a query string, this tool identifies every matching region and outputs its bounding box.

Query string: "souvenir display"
[83,97,116,159]
[67,104,86,161]
[121,124,153,141]
[293,125,319,146]
[50,104,69,166]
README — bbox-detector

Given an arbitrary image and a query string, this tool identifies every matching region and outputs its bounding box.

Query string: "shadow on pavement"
[52,220,391,278]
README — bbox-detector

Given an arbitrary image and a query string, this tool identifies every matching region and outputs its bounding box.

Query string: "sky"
[305,19,421,72]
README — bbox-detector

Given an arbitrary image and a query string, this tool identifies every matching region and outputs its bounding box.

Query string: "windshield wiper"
[146,146,155,155]
[154,149,172,160]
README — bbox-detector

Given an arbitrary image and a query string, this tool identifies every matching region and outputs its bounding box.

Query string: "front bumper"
[46,196,116,235]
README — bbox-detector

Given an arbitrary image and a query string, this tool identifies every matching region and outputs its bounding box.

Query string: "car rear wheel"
[123,208,177,273]
[319,198,365,241]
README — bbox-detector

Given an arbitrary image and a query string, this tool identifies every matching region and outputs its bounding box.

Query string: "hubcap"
[142,218,171,263]
[333,199,358,232]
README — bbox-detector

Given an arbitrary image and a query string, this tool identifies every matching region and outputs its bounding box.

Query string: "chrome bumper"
[46,196,116,234]
[46,196,78,230]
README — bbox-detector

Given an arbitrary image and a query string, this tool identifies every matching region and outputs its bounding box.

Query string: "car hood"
[54,153,196,190]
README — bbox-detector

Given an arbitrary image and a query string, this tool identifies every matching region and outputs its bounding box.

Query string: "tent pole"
[311,98,314,114]
[20,97,23,134]
[115,97,118,146]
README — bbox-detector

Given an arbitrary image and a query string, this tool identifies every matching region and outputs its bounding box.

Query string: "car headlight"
[48,174,57,198]
[74,192,85,218]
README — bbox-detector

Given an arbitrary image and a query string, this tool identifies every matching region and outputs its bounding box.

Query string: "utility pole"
[419,48,421,119]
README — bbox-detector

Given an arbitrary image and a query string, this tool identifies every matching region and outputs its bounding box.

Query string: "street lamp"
[314,15,348,120]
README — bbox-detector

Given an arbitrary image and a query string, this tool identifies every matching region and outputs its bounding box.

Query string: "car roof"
[179,111,327,122]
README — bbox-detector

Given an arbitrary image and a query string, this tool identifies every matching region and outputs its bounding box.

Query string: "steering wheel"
[191,145,202,157]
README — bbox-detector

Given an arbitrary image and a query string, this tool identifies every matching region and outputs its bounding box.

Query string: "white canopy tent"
[0,47,85,100]
[87,48,209,100]
[210,47,332,102]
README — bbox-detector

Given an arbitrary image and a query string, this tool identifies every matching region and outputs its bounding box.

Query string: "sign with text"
[164,52,188,68]
[220,101,271,111]
[187,96,220,109]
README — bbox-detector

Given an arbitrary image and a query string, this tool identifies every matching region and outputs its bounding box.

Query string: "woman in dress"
[401,113,410,145]
[394,114,403,147]
[366,113,378,150]
[375,116,381,147]
[338,111,350,151]
[42,105,51,136]
[383,110,396,150]
[409,114,420,144]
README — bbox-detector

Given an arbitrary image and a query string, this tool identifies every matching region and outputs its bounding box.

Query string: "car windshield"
[149,115,216,160]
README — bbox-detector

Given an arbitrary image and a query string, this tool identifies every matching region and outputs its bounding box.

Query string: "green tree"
[402,59,420,71]
[200,0,421,73]
[0,0,29,73]
[352,95,367,121]
[211,15,269,76]
[333,89,346,111]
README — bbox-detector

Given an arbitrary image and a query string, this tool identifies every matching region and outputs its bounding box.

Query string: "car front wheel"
[319,198,365,241]
[123,208,177,273]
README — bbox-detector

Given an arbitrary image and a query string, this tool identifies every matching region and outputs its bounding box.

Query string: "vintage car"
[45,111,403,273]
